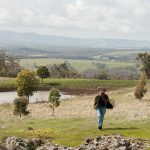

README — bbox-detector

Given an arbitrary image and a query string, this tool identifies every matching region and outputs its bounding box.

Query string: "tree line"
[0,50,21,77]
[0,50,141,80]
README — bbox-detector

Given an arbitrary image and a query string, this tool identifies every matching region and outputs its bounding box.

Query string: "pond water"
[0,91,74,104]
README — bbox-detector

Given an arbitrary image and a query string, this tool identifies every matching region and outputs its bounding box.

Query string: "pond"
[0,91,74,104]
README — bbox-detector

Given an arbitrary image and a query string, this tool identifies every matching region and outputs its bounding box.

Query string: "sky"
[0,0,150,40]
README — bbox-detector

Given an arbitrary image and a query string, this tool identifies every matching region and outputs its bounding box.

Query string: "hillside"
[0,86,150,147]
[1,30,150,49]
[1,30,150,59]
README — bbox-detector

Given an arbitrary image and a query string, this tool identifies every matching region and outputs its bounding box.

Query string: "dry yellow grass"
[0,85,150,122]
[27,86,150,121]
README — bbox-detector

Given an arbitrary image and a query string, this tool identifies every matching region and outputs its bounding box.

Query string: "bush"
[16,69,40,102]
[49,87,61,116]
[135,71,147,99]
[37,66,49,83]
[13,97,29,117]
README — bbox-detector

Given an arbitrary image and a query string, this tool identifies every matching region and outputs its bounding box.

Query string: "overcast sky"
[0,0,150,40]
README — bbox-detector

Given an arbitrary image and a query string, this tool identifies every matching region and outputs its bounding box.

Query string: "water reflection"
[0,91,74,104]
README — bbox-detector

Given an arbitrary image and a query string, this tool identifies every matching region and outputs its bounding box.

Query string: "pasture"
[0,77,137,91]
[0,86,150,147]
[20,58,137,72]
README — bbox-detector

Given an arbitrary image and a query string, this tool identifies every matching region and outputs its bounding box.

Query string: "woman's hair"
[97,87,106,91]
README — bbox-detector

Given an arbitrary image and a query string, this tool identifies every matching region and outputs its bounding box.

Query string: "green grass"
[0,78,137,90]
[0,78,16,89]
[44,78,137,90]
[0,117,150,147]
[20,58,137,72]
[0,81,150,148]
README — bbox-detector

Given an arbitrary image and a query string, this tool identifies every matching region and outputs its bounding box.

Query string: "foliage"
[137,52,150,79]
[48,62,80,78]
[16,69,40,102]
[135,71,147,99]
[13,97,29,117]
[49,87,61,116]
[82,66,139,80]
[37,66,49,83]
[0,50,21,77]
[135,52,150,99]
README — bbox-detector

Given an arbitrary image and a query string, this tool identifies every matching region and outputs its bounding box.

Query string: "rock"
[3,136,44,150]
[0,144,8,150]
[1,134,148,150]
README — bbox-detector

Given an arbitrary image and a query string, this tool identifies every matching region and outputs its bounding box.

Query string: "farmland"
[20,58,138,72]
[0,77,137,92]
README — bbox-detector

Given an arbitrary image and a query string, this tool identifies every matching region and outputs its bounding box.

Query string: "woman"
[94,87,109,130]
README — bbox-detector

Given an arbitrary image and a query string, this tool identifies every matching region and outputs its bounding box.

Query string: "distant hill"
[1,30,150,49]
[0,30,150,60]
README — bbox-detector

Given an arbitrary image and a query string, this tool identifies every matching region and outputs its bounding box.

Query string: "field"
[20,58,137,72]
[44,78,137,91]
[0,77,16,89]
[0,77,137,92]
[0,85,150,147]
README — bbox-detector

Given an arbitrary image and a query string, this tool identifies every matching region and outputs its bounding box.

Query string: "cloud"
[65,0,150,34]
[0,0,150,38]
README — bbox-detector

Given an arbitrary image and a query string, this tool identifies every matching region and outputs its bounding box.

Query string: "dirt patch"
[37,86,98,95]
[0,88,16,92]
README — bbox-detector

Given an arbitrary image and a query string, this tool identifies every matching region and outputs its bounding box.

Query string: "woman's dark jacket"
[94,94,109,109]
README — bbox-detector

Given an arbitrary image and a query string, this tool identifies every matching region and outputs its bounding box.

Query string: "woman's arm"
[94,96,99,109]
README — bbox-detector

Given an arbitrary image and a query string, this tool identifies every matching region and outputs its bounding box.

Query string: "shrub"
[37,66,49,83]
[13,97,29,117]
[135,71,147,99]
[16,69,40,102]
[49,87,61,116]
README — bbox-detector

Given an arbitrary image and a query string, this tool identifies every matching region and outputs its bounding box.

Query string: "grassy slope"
[0,77,16,89]
[0,77,137,90]
[44,78,137,90]
[0,118,150,147]
[0,86,150,147]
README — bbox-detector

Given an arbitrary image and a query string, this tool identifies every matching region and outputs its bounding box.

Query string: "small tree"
[135,52,150,99]
[16,69,40,103]
[37,66,49,83]
[13,97,29,117]
[49,87,61,116]
[135,71,147,99]
[137,52,150,78]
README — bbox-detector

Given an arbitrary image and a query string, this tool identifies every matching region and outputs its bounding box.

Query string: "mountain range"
[1,30,150,50]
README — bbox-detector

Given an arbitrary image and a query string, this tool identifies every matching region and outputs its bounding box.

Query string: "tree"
[0,50,6,72]
[137,52,150,78]
[16,69,40,103]
[48,62,80,78]
[13,97,29,117]
[0,50,21,77]
[49,87,61,116]
[135,52,150,99]
[37,66,49,83]
[135,71,147,99]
